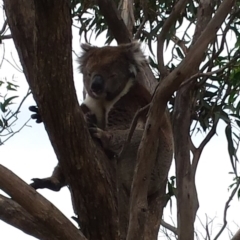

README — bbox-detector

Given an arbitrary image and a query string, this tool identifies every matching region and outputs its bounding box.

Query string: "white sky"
[0,4,240,240]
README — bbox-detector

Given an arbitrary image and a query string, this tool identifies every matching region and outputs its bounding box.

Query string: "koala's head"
[78,41,147,101]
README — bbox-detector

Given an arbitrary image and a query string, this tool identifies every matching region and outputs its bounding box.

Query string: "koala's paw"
[29,106,42,123]
[89,127,112,147]
[30,177,63,191]
[89,127,116,158]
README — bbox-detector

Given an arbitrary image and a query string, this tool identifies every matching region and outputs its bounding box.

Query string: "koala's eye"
[87,72,91,77]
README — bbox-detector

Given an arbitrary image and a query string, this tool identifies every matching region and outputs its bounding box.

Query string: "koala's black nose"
[91,75,104,93]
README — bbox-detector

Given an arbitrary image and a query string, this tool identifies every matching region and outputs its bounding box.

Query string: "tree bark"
[173,88,199,240]
[3,1,118,239]
[0,194,62,240]
[232,230,240,240]
[172,1,214,239]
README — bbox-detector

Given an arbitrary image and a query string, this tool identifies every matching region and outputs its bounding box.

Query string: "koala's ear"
[121,41,148,75]
[81,43,94,53]
[130,41,148,66]
[78,43,97,73]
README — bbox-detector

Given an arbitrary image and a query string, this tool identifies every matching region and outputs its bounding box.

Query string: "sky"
[0,4,240,240]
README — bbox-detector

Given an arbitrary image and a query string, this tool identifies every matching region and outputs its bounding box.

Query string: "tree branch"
[213,179,240,240]
[97,0,131,44]
[192,120,218,175]
[127,0,235,239]
[119,0,135,37]
[0,165,86,240]
[0,194,60,240]
[134,16,147,40]
[171,35,188,55]
[232,229,240,240]
[0,20,8,35]
[161,219,178,235]
[180,52,240,88]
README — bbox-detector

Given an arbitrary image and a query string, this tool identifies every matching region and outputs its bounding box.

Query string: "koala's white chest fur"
[83,79,134,129]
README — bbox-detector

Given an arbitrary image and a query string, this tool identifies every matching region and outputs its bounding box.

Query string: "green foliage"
[0,78,18,131]
[0,77,25,145]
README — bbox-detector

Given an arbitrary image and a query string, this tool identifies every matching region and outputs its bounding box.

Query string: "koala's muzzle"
[91,75,104,94]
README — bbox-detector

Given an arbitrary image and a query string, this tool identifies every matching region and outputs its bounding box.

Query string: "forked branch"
[0,194,59,240]
[0,164,87,240]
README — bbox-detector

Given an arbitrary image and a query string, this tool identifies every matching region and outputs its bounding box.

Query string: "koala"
[30,42,173,239]
[78,42,173,239]
[30,41,152,190]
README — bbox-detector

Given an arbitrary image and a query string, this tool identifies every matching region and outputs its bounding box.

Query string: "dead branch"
[0,164,87,240]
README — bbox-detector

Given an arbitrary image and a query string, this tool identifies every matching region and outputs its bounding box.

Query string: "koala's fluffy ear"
[121,41,148,76]
[81,43,94,53]
[78,43,97,72]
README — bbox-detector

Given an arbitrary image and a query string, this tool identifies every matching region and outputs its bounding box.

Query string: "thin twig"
[134,16,147,40]
[180,53,240,88]
[0,20,7,35]
[161,219,178,235]
[118,103,150,158]
[192,120,218,175]
[0,118,31,146]
[171,35,188,55]
[213,179,240,240]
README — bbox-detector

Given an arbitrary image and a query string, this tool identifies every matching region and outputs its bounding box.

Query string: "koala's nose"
[91,75,104,93]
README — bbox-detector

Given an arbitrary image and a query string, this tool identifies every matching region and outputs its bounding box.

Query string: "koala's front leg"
[30,164,66,191]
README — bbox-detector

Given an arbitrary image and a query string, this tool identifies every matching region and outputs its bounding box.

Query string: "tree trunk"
[4,1,118,239]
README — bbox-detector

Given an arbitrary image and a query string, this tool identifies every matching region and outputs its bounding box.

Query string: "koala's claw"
[29,106,42,123]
